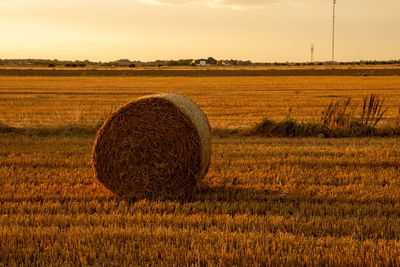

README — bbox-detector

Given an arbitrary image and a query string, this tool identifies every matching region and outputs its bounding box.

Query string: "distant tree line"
[0,58,399,67]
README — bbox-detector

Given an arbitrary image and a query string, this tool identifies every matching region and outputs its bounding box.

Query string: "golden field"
[1,75,400,128]
[1,70,400,265]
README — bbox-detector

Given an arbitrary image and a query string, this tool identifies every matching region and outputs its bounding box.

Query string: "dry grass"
[1,72,400,265]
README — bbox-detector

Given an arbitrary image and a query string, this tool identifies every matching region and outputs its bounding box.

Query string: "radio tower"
[311,44,314,63]
[332,0,336,63]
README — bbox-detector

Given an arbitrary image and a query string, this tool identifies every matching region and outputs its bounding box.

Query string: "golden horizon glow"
[0,0,399,62]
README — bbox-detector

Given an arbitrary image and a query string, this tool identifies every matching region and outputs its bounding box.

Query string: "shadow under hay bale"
[92,93,211,200]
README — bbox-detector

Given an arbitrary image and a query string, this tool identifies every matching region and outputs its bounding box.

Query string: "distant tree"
[129,64,136,68]
[165,59,191,66]
[177,59,191,66]
[48,63,56,67]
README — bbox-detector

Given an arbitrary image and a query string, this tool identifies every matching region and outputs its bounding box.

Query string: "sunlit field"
[1,75,400,128]
[1,69,400,265]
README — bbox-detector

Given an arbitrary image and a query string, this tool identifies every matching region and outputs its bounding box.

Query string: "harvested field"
[1,135,400,265]
[1,75,400,128]
[1,69,400,265]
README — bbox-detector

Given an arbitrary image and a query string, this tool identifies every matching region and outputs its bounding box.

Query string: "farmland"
[1,75,400,129]
[1,68,400,265]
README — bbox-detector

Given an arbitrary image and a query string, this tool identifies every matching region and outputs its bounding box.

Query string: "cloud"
[140,0,278,9]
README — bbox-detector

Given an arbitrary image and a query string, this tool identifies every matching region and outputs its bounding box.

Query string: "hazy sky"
[1,0,399,62]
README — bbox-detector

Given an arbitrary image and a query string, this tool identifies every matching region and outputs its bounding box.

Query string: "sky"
[0,0,399,62]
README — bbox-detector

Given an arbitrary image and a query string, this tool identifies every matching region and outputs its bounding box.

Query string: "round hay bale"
[92,93,211,200]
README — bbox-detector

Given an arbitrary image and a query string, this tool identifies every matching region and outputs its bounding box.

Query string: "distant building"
[191,59,211,66]
[222,60,237,66]
[221,59,252,66]
[115,59,132,66]
[237,60,252,66]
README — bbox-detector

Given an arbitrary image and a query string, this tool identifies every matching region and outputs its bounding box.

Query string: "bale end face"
[92,93,211,200]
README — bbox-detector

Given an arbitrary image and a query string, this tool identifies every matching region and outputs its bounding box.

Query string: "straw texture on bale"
[92,93,211,200]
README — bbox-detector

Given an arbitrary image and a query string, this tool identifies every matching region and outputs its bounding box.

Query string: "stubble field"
[1,69,400,265]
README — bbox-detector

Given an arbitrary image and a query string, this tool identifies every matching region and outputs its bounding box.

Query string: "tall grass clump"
[321,97,354,129]
[251,93,391,137]
[320,94,387,136]
[360,93,387,128]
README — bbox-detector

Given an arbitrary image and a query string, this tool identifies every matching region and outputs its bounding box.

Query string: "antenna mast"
[311,44,314,63]
[332,0,336,63]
